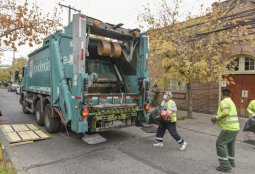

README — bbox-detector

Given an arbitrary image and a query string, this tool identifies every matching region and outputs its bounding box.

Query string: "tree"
[0,0,61,56]
[0,57,27,85]
[9,57,27,82]
[11,57,27,73]
[138,0,254,118]
[0,68,11,84]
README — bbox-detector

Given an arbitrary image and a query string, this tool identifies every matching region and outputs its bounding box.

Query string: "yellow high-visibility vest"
[216,97,240,131]
[161,100,177,122]
[247,100,255,118]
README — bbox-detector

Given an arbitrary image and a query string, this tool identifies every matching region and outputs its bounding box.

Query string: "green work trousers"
[216,130,239,169]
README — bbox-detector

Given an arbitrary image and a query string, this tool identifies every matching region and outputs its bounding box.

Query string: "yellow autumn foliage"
[0,0,61,54]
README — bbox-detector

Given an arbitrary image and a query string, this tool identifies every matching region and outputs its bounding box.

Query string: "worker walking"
[247,99,255,118]
[153,91,187,151]
[211,88,240,172]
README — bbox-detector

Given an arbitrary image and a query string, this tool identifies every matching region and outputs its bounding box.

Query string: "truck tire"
[43,104,61,133]
[35,101,44,126]
[22,101,30,114]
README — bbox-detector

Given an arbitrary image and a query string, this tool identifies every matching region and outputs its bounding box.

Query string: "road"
[0,89,255,174]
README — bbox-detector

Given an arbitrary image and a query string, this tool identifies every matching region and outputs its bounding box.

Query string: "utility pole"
[12,49,15,65]
[58,3,81,24]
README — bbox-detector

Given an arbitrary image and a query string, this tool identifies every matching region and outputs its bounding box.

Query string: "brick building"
[150,0,255,117]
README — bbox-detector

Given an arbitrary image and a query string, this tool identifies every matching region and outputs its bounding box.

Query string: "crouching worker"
[153,91,187,151]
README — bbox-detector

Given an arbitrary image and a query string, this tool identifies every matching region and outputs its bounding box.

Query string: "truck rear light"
[130,96,137,99]
[93,20,101,28]
[81,48,84,60]
[145,103,150,110]
[80,14,86,18]
[146,58,149,69]
[75,96,81,100]
[82,108,89,117]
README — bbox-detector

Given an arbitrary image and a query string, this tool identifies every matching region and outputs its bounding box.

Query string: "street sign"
[242,90,248,98]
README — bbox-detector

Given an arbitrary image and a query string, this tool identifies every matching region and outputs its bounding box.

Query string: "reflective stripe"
[222,107,230,110]
[218,156,228,160]
[228,156,234,160]
[156,137,163,141]
[177,138,183,143]
[220,120,239,124]
[226,114,238,118]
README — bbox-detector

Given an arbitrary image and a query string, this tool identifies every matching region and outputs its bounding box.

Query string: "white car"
[8,83,19,92]
[16,86,20,94]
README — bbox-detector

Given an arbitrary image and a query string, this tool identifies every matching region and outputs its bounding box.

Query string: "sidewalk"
[0,141,16,174]
[176,110,255,144]
[138,111,255,174]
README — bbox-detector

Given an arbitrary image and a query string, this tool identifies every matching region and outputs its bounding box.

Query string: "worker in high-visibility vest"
[153,91,187,151]
[247,99,255,118]
[211,88,240,172]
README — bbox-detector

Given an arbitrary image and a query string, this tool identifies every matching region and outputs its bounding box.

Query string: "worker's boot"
[216,166,231,172]
[217,158,232,172]
[180,141,187,151]
[153,142,163,147]
[229,159,236,168]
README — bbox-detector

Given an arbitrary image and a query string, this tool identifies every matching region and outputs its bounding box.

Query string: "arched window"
[244,57,255,71]
[228,55,255,74]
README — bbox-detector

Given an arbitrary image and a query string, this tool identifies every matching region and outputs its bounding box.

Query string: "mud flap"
[82,134,107,145]
[141,124,157,133]
[135,110,148,127]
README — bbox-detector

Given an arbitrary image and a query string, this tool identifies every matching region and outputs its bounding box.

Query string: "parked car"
[8,84,19,92]
[16,86,20,94]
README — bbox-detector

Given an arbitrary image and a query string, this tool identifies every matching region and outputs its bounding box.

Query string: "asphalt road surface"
[0,89,254,174]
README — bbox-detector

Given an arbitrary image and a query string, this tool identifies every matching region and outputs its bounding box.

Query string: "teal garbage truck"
[20,13,150,136]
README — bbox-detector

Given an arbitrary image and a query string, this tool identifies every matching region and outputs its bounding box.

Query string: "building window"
[227,58,239,71]
[227,55,255,74]
[234,58,239,71]
[244,58,254,71]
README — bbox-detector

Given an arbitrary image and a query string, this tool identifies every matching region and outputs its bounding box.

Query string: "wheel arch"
[34,94,44,111]
[42,96,51,110]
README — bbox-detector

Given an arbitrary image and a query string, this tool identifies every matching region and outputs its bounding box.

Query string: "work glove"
[211,117,217,124]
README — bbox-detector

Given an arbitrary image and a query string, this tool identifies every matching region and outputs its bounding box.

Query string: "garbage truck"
[20,13,150,138]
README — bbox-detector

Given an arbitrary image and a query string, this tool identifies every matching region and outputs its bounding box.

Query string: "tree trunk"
[187,82,193,118]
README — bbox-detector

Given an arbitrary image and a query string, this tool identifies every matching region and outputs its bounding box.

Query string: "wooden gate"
[227,74,255,117]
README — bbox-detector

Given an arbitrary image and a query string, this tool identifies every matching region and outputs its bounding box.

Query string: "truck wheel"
[22,101,30,114]
[43,104,61,133]
[35,101,44,126]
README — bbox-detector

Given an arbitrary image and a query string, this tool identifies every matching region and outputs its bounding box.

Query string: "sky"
[1,0,218,65]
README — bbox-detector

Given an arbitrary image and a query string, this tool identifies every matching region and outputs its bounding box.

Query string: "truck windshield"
[86,60,118,82]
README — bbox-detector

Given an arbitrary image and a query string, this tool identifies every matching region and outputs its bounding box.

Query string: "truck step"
[25,107,33,113]
[141,125,157,133]
[25,98,33,103]
[82,134,107,145]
